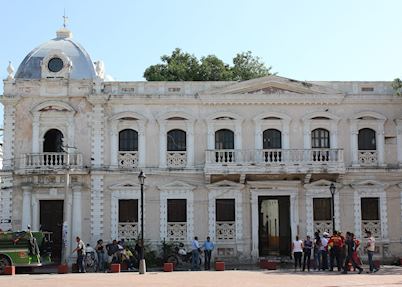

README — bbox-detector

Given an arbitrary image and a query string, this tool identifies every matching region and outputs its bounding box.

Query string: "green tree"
[231,51,272,81]
[143,49,273,81]
[199,55,232,81]
[144,48,200,81]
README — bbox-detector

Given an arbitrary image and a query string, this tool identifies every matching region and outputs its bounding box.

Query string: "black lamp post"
[138,170,146,274]
[329,183,336,234]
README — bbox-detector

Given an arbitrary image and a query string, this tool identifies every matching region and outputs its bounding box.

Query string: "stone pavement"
[1,266,402,287]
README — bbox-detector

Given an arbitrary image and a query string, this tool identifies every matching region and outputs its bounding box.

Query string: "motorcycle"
[166,242,202,268]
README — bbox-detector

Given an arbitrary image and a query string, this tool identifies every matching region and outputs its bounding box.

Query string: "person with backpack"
[328,231,342,271]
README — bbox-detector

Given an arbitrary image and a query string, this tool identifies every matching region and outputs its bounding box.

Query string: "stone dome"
[15,28,97,80]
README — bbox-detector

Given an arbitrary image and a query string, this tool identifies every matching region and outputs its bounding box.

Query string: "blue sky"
[1,0,402,89]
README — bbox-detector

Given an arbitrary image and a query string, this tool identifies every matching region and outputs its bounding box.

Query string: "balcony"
[167,222,187,242]
[216,221,236,241]
[118,151,138,168]
[205,148,345,175]
[118,222,138,241]
[358,150,377,167]
[167,151,187,168]
[362,219,381,239]
[21,153,83,170]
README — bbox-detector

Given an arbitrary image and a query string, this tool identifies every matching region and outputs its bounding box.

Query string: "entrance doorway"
[40,200,63,263]
[258,196,291,256]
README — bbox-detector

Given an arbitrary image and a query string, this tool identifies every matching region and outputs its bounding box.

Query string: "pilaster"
[91,104,105,167]
[90,175,104,242]
[21,186,33,229]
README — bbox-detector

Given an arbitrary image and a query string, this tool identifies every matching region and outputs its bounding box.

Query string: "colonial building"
[1,26,402,264]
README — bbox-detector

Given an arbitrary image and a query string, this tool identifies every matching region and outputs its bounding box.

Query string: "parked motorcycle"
[166,242,202,268]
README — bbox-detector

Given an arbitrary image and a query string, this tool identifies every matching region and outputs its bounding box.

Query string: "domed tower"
[14,27,97,80]
[1,27,100,258]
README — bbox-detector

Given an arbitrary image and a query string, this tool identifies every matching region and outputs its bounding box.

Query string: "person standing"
[292,235,303,271]
[303,235,313,271]
[321,232,329,270]
[313,231,322,271]
[95,239,105,272]
[72,236,86,273]
[342,232,363,274]
[202,236,215,270]
[191,236,201,271]
[365,230,378,273]
[328,231,342,271]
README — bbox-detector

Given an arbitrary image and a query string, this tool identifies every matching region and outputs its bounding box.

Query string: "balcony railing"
[167,151,187,168]
[167,222,187,241]
[313,220,333,235]
[358,150,377,166]
[118,151,138,168]
[206,148,343,164]
[118,222,138,241]
[362,219,381,239]
[216,221,236,241]
[22,153,83,169]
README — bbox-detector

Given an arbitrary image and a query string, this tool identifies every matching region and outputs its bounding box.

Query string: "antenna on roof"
[63,9,69,28]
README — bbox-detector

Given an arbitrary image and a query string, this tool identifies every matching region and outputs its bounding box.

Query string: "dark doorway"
[258,196,291,256]
[43,129,64,152]
[40,200,63,264]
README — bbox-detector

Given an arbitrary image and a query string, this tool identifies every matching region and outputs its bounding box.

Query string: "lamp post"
[329,183,336,234]
[138,171,146,274]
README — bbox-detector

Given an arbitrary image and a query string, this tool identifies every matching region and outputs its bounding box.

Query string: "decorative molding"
[351,182,388,241]
[92,104,105,167]
[110,187,142,242]
[159,182,195,243]
[304,180,341,236]
[207,181,244,247]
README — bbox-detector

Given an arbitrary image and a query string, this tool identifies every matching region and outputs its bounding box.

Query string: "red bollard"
[164,262,174,272]
[111,263,121,273]
[215,261,225,271]
[58,263,69,274]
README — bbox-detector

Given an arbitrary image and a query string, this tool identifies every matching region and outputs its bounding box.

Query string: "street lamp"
[329,183,336,234]
[138,170,146,274]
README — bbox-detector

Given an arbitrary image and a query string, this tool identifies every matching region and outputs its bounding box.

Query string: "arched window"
[43,129,64,152]
[263,129,282,149]
[311,128,330,148]
[262,129,282,162]
[358,128,376,150]
[167,129,186,151]
[215,129,234,149]
[119,129,138,151]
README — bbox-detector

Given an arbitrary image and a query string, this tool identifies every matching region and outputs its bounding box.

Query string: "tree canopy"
[143,48,273,81]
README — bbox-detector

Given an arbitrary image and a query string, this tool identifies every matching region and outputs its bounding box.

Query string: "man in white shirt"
[191,236,201,271]
[320,232,329,270]
[365,230,378,273]
[72,236,86,273]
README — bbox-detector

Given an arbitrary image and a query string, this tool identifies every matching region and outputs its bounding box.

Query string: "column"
[377,121,385,166]
[303,120,311,149]
[21,186,32,229]
[250,191,259,259]
[330,121,339,149]
[138,122,146,168]
[71,186,82,241]
[235,122,242,150]
[91,103,105,167]
[159,121,167,168]
[350,120,359,166]
[396,120,402,166]
[110,122,118,168]
[31,193,39,231]
[254,123,262,162]
[3,103,16,169]
[186,122,194,168]
[67,116,75,149]
[282,120,290,149]
[32,114,40,153]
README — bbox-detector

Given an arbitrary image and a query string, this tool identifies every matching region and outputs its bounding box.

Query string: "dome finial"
[56,10,72,39]
[63,9,68,28]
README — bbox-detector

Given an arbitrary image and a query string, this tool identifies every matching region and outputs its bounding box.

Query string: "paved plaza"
[1,267,402,287]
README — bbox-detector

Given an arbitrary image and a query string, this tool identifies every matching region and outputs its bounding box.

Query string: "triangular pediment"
[109,181,141,190]
[304,179,337,189]
[207,180,244,190]
[351,180,388,190]
[158,180,196,191]
[203,75,344,95]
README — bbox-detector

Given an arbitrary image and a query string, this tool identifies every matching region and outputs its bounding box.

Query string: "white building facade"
[1,27,402,263]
